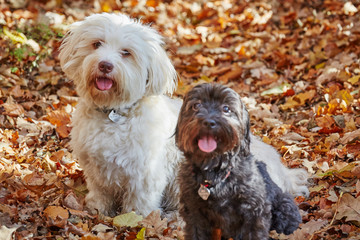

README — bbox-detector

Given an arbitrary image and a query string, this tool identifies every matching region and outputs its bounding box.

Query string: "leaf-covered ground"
[1,0,360,239]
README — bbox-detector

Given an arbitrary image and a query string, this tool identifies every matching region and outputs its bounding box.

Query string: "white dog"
[59,13,182,216]
[59,13,308,217]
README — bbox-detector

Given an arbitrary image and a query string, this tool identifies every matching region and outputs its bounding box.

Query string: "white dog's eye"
[223,105,231,113]
[122,50,131,57]
[93,41,102,49]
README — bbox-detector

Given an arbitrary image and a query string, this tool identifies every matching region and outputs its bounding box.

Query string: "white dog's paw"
[85,193,116,216]
[287,168,310,197]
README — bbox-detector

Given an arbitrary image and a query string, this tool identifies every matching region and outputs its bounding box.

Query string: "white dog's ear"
[146,41,177,96]
[58,24,83,81]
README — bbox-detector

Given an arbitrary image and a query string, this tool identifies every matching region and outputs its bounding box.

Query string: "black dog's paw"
[271,193,302,235]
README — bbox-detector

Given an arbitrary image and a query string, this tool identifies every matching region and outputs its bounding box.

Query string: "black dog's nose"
[202,119,217,129]
[99,61,114,73]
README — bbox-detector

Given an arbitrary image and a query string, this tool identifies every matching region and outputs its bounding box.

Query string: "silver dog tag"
[198,184,210,200]
[108,109,121,122]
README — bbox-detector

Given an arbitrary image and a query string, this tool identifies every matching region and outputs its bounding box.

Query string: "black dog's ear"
[243,104,251,144]
[237,100,251,156]
[173,106,183,145]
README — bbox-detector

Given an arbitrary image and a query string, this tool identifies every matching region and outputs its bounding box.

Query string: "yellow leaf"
[336,89,353,105]
[3,26,27,44]
[315,62,326,70]
[136,227,146,240]
[280,90,316,110]
[348,75,360,84]
[101,2,112,12]
[113,211,143,228]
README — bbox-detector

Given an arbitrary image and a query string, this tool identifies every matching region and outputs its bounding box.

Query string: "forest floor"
[0,0,360,239]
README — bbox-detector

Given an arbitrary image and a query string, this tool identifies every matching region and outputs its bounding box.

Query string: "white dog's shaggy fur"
[59,13,308,217]
[59,13,183,216]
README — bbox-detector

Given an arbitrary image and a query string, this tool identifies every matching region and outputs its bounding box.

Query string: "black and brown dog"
[175,83,301,240]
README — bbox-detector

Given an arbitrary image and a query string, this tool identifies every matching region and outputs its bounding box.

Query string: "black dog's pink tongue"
[198,136,217,153]
[96,77,113,91]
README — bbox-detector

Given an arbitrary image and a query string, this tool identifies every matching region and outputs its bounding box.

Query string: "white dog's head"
[59,13,177,108]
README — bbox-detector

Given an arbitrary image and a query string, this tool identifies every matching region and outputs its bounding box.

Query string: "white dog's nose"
[99,61,114,74]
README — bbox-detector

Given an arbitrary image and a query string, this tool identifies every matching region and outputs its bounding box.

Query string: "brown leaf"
[218,65,243,83]
[356,180,360,197]
[43,206,69,228]
[139,210,167,236]
[1,102,25,117]
[23,172,46,187]
[9,85,24,98]
[340,129,360,144]
[335,193,360,223]
[64,191,83,211]
[289,219,328,240]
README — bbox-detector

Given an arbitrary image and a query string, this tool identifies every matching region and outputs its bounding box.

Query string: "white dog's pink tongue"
[96,77,113,91]
[198,136,217,153]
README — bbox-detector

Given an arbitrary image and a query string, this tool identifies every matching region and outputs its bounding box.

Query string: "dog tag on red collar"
[198,184,211,200]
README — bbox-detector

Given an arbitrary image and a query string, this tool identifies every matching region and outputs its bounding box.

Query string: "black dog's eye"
[223,105,231,113]
[93,41,102,49]
[122,50,131,57]
[192,102,201,111]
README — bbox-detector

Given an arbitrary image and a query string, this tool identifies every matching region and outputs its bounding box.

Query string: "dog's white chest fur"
[70,95,182,215]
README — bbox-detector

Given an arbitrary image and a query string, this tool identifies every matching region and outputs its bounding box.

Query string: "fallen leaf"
[340,128,360,144]
[43,206,69,228]
[91,224,113,234]
[289,219,328,240]
[343,2,358,15]
[280,132,305,144]
[1,102,25,117]
[113,211,143,228]
[261,83,292,96]
[136,227,146,240]
[280,90,316,110]
[139,210,167,236]
[335,193,360,223]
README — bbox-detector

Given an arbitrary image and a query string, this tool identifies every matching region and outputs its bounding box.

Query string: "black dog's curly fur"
[257,161,302,235]
[175,83,301,239]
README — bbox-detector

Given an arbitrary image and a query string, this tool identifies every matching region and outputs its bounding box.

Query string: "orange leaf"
[146,0,159,8]
[56,125,71,139]
[43,206,69,228]
[280,90,316,110]
[46,110,71,127]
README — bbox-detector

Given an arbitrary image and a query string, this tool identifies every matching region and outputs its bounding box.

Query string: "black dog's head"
[175,83,250,164]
